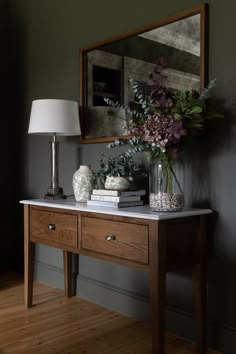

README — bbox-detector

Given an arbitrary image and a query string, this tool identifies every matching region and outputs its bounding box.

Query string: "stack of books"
[87,189,146,208]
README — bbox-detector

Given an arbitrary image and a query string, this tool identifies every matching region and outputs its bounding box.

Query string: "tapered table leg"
[63,251,74,297]
[24,204,35,308]
[193,216,207,354]
[150,220,167,354]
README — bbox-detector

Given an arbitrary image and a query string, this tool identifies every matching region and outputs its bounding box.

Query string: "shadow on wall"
[0,1,22,271]
[194,98,236,352]
[181,97,236,352]
[183,96,228,210]
[11,12,28,272]
[207,245,236,351]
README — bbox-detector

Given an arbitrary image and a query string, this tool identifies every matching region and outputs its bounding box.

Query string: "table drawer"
[30,208,78,248]
[81,216,149,264]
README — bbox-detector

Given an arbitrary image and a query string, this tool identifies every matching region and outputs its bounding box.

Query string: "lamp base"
[44,186,66,200]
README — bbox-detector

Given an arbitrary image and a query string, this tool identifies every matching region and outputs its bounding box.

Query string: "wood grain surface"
[30,208,78,248]
[81,215,149,264]
[0,273,221,354]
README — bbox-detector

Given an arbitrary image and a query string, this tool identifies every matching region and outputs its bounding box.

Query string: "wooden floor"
[0,273,220,354]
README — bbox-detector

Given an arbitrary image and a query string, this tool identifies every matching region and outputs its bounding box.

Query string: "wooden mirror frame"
[79,3,208,144]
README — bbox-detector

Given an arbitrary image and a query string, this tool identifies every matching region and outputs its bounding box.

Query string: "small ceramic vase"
[104,176,131,191]
[72,165,94,202]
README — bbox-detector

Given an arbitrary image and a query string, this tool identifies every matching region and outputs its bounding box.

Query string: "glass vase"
[149,159,184,212]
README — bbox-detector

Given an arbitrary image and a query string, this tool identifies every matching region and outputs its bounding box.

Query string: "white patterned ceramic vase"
[73,165,94,202]
[104,176,131,191]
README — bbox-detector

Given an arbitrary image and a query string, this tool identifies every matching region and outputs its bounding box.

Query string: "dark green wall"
[11,1,236,352]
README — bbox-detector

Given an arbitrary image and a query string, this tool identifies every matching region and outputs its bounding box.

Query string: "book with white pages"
[87,200,144,208]
[92,189,146,197]
[90,194,141,202]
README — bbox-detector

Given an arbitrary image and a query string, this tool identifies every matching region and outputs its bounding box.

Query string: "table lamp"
[28,99,81,199]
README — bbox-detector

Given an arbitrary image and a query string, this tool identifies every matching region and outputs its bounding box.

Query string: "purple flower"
[167,120,187,144]
[135,114,187,150]
[150,86,174,109]
[142,114,171,147]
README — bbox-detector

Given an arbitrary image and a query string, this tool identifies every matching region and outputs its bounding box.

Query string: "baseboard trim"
[77,273,151,322]
[34,261,64,289]
[34,261,236,352]
[77,273,150,303]
[76,273,197,338]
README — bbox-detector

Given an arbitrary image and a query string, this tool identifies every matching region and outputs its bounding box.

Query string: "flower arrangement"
[104,58,222,210]
[105,58,222,162]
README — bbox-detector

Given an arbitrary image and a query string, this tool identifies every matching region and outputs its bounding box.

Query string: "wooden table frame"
[23,202,209,354]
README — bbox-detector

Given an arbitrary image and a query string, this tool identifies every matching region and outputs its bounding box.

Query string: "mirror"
[79,4,207,143]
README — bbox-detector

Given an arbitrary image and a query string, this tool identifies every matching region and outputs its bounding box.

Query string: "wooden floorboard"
[0,273,220,354]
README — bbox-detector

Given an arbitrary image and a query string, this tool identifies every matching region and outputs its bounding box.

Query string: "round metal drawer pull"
[105,235,116,242]
[48,224,56,231]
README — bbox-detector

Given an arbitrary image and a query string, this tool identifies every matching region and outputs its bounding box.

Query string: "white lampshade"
[28,99,81,136]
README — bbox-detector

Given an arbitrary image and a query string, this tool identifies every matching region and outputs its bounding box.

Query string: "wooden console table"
[21,199,211,354]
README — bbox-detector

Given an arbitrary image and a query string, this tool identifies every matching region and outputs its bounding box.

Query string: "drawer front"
[30,209,78,248]
[81,216,149,264]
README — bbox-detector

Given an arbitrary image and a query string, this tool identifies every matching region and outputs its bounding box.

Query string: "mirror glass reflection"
[80,6,205,142]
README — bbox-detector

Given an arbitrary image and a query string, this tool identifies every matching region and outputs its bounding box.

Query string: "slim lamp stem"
[44,134,65,199]
[51,135,59,189]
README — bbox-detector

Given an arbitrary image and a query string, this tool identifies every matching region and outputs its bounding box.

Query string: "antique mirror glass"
[79,4,207,143]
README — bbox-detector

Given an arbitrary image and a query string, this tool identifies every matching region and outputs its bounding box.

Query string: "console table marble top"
[20,199,211,220]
